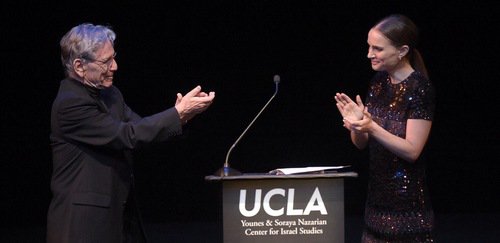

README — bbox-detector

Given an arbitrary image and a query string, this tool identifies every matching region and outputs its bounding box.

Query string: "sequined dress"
[361,71,436,242]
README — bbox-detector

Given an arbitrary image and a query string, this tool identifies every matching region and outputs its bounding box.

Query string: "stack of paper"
[269,165,350,175]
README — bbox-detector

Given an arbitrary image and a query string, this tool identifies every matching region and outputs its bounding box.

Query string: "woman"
[335,14,436,242]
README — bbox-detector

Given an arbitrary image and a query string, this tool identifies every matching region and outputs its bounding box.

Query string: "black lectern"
[205,172,357,243]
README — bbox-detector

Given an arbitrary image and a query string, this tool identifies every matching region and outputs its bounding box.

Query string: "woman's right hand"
[334,93,364,122]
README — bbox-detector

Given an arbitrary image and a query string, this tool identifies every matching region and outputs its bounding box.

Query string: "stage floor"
[1,213,498,242]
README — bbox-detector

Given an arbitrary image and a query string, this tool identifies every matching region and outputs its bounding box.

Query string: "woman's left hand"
[345,107,373,133]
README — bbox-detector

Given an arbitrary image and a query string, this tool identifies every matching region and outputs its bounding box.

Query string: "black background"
[1,0,499,230]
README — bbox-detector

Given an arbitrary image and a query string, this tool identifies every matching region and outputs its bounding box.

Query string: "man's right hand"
[174,85,215,124]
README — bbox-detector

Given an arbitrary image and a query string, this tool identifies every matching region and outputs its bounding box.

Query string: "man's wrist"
[174,106,188,124]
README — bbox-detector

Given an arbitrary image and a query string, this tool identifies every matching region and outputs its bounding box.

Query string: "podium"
[205,171,357,243]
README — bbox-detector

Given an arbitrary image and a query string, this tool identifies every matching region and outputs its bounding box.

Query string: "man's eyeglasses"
[83,52,117,70]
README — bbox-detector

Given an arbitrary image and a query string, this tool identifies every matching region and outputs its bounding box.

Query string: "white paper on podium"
[269,165,350,175]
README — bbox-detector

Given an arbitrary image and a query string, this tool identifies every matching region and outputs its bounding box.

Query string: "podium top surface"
[205,171,358,181]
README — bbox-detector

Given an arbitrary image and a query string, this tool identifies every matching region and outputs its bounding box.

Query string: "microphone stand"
[215,75,280,176]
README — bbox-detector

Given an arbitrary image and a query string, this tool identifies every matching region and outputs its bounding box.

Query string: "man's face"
[83,40,117,88]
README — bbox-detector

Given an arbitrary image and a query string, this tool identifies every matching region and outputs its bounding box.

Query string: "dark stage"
[1,1,499,242]
[2,213,500,242]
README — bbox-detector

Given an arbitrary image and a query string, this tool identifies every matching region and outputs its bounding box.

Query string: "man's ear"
[73,58,85,78]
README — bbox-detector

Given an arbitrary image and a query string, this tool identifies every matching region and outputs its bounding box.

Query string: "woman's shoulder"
[409,71,431,83]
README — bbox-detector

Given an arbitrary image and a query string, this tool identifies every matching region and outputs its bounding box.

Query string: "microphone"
[215,75,280,176]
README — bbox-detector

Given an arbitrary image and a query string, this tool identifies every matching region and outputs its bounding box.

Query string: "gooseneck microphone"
[215,75,280,176]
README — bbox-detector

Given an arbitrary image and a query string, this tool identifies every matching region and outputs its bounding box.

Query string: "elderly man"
[47,23,215,243]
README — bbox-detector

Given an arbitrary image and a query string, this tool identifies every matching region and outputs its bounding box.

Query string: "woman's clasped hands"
[334,93,373,133]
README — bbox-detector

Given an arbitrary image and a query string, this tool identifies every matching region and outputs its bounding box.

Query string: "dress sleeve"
[408,78,436,120]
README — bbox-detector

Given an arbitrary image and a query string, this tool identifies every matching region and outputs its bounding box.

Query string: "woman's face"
[366,28,401,72]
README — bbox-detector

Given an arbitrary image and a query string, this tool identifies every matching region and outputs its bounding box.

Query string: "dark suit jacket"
[47,78,182,243]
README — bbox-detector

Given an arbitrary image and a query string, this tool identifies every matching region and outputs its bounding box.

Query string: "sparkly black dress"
[361,71,436,242]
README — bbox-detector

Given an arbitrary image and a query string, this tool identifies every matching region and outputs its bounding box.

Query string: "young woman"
[335,14,436,242]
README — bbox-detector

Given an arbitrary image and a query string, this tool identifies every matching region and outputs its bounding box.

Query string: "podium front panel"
[222,178,344,243]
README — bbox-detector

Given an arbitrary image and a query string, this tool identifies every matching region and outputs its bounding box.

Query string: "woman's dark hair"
[374,14,428,79]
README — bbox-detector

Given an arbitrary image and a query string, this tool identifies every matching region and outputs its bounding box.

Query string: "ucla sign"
[239,187,328,217]
[222,177,345,243]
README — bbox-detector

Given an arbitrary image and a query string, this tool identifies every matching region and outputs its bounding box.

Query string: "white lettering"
[298,218,327,226]
[263,188,285,216]
[240,220,265,227]
[280,227,298,235]
[239,189,262,217]
[245,228,268,235]
[303,187,327,215]
[274,219,296,227]
[299,226,323,234]
[286,189,303,215]
[238,187,328,217]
